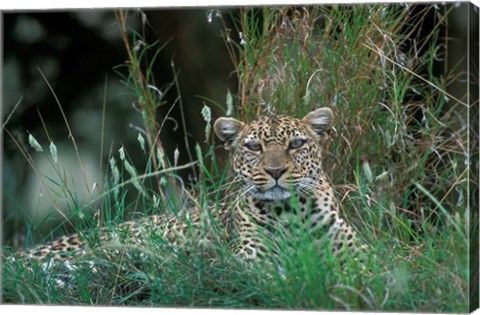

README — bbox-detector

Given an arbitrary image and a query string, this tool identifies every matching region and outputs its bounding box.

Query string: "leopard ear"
[302,107,334,136]
[214,117,246,150]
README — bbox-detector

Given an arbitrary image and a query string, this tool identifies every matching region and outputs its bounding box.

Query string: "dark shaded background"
[2,8,237,244]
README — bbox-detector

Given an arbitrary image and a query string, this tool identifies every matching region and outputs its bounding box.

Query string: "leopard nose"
[264,165,288,180]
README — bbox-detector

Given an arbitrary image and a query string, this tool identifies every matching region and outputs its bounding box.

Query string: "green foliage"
[2,4,471,312]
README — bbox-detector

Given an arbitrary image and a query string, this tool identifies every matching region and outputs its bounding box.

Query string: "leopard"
[9,107,365,271]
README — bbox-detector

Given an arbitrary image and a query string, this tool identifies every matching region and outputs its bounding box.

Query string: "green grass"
[2,205,468,310]
[2,4,473,312]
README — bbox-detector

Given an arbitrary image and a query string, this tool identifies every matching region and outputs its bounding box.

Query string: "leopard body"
[17,107,363,265]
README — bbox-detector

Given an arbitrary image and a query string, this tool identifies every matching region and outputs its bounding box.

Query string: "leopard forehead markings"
[243,117,309,142]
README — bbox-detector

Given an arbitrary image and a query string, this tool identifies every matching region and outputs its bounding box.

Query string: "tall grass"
[2,4,473,312]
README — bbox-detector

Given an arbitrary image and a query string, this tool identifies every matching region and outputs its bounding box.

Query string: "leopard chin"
[251,186,292,201]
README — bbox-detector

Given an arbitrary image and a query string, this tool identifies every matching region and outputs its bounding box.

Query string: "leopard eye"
[244,141,262,152]
[288,138,307,150]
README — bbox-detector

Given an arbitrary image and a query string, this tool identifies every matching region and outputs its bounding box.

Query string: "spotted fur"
[214,107,364,259]
[15,107,364,267]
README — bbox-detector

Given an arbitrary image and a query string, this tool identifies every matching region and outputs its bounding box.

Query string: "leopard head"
[214,108,333,201]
